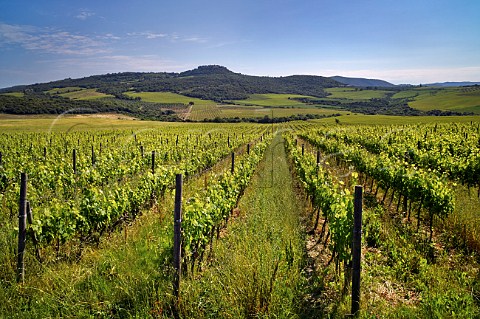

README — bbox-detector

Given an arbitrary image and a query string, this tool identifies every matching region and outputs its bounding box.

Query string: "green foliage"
[284,132,354,263]
[0,127,264,253]
[0,94,183,121]
[301,126,456,221]
[182,139,270,266]
[364,206,382,248]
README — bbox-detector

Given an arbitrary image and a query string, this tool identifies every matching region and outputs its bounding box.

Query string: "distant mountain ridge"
[424,81,480,87]
[330,76,396,88]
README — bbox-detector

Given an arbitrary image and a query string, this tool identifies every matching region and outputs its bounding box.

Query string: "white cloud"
[76,10,95,20]
[127,31,168,39]
[183,36,208,44]
[43,55,191,73]
[127,31,207,43]
[99,33,121,40]
[0,23,110,55]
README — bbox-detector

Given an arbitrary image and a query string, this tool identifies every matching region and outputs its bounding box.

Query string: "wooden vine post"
[73,149,77,174]
[151,151,155,174]
[17,173,27,283]
[231,152,235,173]
[173,174,183,300]
[351,185,363,316]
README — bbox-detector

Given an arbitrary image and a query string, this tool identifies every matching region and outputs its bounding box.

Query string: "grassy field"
[1,92,24,97]
[0,113,193,132]
[60,88,113,100]
[45,87,114,100]
[406,86,480,113]
[325,87,391,100]
[45,86,83,94]
[228,93,317,107]
[124,91,216,106]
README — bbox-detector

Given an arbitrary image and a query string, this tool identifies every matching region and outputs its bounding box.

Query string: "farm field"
[0,117,480,318]
[47,87,114,100]
[324,87,391,100]
[406,86,480,114]
[124,92,345,121]
[227,93,318,107]
[124,91,216,106]
[217,104,346,119]
[3,83,480,122]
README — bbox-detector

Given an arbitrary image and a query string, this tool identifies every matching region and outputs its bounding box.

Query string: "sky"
[0,0,479,88]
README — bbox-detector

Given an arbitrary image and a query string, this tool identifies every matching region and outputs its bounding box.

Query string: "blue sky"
[1,0,479,88]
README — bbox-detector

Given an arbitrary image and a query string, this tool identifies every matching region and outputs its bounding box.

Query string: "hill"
[0,65,341,102]
[330,76,396,88]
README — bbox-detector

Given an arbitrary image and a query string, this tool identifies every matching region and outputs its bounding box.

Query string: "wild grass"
[0,199,176,318]
[295,139,480,318]
[440,184,480,254]
[178,134,309,318]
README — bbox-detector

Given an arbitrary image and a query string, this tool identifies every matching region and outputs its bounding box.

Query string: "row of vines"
[0,125,269,264]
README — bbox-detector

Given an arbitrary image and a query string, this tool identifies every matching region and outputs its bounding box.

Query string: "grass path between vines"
[178,133,315,318]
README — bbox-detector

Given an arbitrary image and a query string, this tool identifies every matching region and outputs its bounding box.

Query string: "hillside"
[0,65,341,102]
[330,76,396,87]
[1,65,478,119]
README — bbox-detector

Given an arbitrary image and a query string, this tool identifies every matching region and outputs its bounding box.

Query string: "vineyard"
[0,119,479,318]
